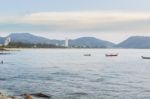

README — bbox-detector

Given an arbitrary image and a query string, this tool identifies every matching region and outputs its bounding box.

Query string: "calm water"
[0,49,150,99]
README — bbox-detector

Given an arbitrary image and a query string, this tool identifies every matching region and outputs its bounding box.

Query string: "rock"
[10,96,23,99]
[0,94,8,99]
[24,95,32,99]
[11,96,17,99]
[30,93,51,98]
[0,93,51,99]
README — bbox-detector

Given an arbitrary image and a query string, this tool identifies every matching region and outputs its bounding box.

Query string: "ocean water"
[0,49,150,99]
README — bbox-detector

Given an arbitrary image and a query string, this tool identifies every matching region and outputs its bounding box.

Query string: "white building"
[65,38,69,47]
[4,37,11,46]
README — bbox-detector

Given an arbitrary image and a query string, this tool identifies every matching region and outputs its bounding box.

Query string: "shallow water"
[0,49,150,99]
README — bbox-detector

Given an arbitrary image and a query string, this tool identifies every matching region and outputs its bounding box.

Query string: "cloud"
[0,11,150,33]
[21,11,150,24]
[19,11,150,32]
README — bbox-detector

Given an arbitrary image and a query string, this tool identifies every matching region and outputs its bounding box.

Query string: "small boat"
[84,54,91,56]
[105,53,118,57]
[141,56,150,59]
[0,52,10,55]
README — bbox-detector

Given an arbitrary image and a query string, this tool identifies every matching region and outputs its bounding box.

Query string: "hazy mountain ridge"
[0,37,6,44]
[69,37,115,48]
[1,33,150,48]
[117,36,150,48]
[5,33,115,48]
[8,33,63,45]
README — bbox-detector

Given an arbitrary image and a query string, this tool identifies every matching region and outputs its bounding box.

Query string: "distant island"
[1,33,150,49]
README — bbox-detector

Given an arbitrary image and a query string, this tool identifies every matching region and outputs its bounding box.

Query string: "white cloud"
[0,11,150,36]
[20,11,150,24]
[17,11,150,33]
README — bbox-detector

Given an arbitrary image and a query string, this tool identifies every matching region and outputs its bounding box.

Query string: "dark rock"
[24,95,32,99]
[30,93,51,98]
[11,96,17,99]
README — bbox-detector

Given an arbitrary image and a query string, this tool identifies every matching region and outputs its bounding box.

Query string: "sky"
[0,0,150,43]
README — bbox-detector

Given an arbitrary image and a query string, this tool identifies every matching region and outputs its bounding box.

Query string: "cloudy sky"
[0,0,150,43]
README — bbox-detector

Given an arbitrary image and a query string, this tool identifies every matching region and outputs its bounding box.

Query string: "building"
[4,37,11,46]
[65,38,69,47]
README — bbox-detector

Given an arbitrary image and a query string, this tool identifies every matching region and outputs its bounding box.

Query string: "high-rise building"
[65,38,69,47]
[4,37,11,46]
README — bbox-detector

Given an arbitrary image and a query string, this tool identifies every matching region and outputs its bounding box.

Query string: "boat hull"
[141,56,150,59]
[105,54,118,57]
[84,54,91,56]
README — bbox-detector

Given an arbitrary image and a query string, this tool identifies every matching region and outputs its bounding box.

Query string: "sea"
[0,49,150,99]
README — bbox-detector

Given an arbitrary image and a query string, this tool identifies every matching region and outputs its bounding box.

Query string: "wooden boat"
[141,56,150,59]
[105,53,118,57]
[84,54,91,56]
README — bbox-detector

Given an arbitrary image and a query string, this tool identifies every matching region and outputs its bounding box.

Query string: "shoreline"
[0,92,51,99]
[1,48,150,50]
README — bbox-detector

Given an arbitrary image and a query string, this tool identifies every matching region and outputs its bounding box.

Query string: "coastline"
[0,92,51,99]
[1,48,150,51]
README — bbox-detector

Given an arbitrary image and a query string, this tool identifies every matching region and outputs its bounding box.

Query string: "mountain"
[4,33,150,48]
[7,33,63,45]
[3,33,115,48]
[117,36,150,48]
[0,37,5,44]
[69,37,115,48]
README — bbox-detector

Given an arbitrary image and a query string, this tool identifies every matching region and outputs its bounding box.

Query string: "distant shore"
[1,47,150,51]
[0,48,8,51]
[0,48,21,51]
